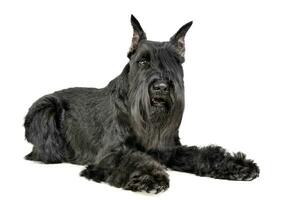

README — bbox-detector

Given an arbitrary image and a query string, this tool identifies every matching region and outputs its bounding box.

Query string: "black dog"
[24,15,259,193]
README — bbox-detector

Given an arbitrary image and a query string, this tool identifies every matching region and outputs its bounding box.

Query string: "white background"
[0,0,286,199]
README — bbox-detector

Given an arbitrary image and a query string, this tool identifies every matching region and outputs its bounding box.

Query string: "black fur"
[24,15,259,193]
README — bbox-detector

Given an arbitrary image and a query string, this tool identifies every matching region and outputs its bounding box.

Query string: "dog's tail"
[24,95,68,163]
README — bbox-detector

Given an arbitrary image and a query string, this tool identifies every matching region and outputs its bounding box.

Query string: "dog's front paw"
[124,169,169,194]
[223,152,260,181]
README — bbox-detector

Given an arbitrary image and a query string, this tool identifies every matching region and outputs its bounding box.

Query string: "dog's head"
[125,15,192,144]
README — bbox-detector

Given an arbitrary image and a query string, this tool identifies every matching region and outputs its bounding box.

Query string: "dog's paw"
[124,169,169,194]
[224,152,260,181]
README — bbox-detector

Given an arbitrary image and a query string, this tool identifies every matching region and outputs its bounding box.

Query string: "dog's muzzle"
[149,80,171,107]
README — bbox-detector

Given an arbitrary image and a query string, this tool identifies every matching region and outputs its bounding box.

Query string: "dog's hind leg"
[25,147,41,161]
[24,95,70,164]
[165,145,260,181]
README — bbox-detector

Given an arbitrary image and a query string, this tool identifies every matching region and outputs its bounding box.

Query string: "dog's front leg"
[81,148,169,193]
[166,145,259,181]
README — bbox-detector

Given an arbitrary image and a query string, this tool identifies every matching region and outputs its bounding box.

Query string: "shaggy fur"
[24,15,259,193]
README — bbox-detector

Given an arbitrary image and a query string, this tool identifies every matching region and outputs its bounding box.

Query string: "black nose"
[152,80,169,92]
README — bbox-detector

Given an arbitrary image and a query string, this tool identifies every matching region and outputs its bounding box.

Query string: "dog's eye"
[138,59,149,66]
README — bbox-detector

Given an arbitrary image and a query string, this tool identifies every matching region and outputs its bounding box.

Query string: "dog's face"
[126,15,192,141]
[129,40,183,111]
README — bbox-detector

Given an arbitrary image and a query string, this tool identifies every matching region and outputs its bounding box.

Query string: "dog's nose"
[152,80,169,92]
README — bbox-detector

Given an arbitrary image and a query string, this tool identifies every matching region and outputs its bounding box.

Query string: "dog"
[24,15,259,193]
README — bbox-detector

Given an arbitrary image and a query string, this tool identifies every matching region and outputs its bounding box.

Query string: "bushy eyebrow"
[134,47,151,61]
[134,42,181,64]
[139,51,151,60]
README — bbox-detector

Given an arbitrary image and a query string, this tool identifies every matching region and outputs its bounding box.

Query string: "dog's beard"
[129,80,184,149]
[149,94,171,127]
[129,80,171,127]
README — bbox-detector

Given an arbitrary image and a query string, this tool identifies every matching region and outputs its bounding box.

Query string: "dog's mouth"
[150,96,169,107]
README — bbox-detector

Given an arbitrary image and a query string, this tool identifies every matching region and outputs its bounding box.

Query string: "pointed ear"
[170,21,193,61]
[127,15,147,58]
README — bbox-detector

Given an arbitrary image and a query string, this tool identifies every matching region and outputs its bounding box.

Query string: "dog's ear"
[170,21,193,62]
[127,15,147,59]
